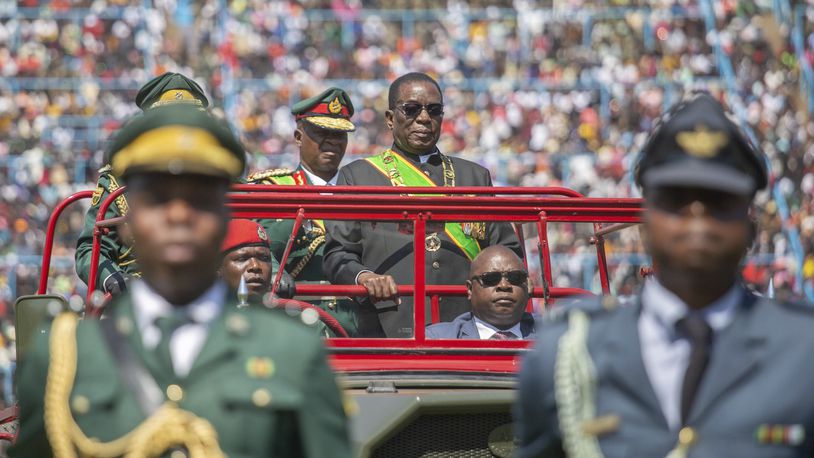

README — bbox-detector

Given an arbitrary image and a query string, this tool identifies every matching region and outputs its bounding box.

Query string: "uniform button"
[423,170,431,176]
[432,261,440,269]
[71,395,90,414]
[166,384,184,402]
[252,388,272,407]
[678,426,696,446]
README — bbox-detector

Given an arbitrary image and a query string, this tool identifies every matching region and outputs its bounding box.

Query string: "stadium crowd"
[1,0,813,336]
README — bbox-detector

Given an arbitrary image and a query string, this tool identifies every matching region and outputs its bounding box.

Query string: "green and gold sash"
[365,149,482,260]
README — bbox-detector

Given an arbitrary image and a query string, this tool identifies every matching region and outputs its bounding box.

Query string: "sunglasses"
[397,102,444,118]
[471,270,528,288]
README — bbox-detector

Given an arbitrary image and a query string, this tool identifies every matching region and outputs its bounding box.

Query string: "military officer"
[219,219,275,304]
[12,105,352,457]
[74,72,210,294]
[515,93,814,457]
[323,72,522,338]
[247,87,358,336]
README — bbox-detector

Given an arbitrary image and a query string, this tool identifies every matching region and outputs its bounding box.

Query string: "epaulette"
[247,168,294,182]
[97,164,113,175]
[542,295,628,323]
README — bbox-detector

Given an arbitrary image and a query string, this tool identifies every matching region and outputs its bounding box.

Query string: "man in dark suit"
[426,246,537,339]
[12,105,352,458]
[515,93,814,457]
[323,72,521,338]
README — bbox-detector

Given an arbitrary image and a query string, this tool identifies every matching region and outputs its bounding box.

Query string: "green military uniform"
[13,105,352,457]
[12,295,350,458]
[247,88,358,336]
[75,72,282,293]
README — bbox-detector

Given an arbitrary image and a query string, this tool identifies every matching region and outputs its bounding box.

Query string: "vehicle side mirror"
[13,295,67,361]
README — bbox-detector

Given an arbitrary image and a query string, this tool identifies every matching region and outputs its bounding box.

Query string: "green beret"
[107,105,245,180]
[292,87,355,132]
[135,72,209,111]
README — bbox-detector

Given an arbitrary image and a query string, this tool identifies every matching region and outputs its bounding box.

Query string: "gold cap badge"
[675,124,729,158]
[328,97,342,114]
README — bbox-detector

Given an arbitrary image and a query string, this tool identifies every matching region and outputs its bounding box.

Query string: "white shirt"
[638,278,740,430]
[301,167,337,186]
[131,280,226,377]
[473,316,522,340]
[418,152,438,164]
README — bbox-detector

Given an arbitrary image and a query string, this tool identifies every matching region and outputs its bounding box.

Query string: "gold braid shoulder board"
[44,312,225,458]
[105,172,129,216]
[247,168,294,182]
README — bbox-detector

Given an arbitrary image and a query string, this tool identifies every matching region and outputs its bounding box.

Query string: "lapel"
[185,298,245,381]
[688,292,766,423]
[295,164,312,185]
[603,301,669,429]
[459,314,479,339]
[520,313,536,338]
[114,294,169,384]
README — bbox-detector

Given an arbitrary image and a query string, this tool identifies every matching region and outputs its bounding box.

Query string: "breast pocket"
[218,382,303,456]
[70,377,142,441]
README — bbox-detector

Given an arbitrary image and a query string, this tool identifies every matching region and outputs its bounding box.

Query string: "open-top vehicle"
[15,184,643,457]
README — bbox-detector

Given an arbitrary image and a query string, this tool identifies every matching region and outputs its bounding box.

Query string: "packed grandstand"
[1,0,814,342]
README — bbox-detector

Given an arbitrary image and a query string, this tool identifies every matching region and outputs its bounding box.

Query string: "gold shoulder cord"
[553,310,603,458]
[44,313,225,458]
[290,234,325,279]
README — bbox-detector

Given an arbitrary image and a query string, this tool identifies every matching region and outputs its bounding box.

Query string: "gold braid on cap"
[44,313,225,458]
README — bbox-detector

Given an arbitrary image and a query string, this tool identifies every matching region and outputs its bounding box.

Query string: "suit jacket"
[11,292,352,458]
[323,150,522,338]
[425,311,538,339]
[515,292,814,458]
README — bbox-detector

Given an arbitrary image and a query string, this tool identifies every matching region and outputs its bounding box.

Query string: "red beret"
[221,219,270,253]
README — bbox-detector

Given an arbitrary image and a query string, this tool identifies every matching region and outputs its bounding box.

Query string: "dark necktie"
[676,314,713,424]
[490,330,518,340]
[154,312,189,374]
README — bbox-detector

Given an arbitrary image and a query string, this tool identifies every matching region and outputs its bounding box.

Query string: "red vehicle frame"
[37,185,643,376]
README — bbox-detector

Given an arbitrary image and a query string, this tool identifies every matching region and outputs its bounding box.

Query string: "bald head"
[466,246,530,329]
[470,245,524,278]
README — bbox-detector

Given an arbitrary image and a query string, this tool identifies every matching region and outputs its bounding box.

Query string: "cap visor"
[304,116,356,132]
[642,159,756,195]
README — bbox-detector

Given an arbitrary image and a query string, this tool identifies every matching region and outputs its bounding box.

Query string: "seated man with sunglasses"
[426,246,537,339]
[324,72,521,338]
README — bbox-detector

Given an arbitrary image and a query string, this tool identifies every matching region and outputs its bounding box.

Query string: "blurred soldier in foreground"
[75,72,210,294]
[515,93,814,457]
[323,72,521,338]
[426,246,537,339]
[248,88,358,336]
[12,105,352,458]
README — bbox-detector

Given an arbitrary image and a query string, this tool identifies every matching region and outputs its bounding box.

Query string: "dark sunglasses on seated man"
[471,270,529,288]
[398,102,444,118]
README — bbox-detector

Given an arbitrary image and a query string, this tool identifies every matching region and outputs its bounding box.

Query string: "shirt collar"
[392,145,440,164]
[473,315,522,339]
[641,277,742,334]
[131,279,226,331]
[300,166,337,186]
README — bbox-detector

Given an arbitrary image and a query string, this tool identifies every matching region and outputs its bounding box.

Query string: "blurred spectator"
[0,0,811,306]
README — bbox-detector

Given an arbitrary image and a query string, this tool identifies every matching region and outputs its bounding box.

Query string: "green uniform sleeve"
[74,172,131,288]
[298,344,353,458]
